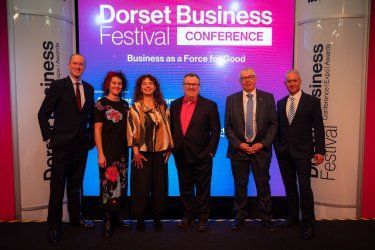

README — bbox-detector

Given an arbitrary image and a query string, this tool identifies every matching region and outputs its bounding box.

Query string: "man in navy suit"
[225,68,278,231]
[274,69,325,240]
[170,73,221,232]
[38,54,95,243]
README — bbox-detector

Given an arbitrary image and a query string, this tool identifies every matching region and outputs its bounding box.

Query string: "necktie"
[245,93,254,138]
[287,97,295,124]
[74,82,82,111]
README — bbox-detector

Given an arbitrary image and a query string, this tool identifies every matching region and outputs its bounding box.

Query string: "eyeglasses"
[184,83,200,88]
[240,75,256,82]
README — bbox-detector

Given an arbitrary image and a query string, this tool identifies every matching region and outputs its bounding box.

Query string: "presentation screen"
[78,0,295,196]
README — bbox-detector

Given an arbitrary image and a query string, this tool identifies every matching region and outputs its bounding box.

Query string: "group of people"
[38,54,325,243]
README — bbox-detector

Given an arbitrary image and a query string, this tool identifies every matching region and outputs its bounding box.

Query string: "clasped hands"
[238,142,264,155]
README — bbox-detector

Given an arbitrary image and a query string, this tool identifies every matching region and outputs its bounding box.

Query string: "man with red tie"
[38,54,95,243]
[170,73,221,232]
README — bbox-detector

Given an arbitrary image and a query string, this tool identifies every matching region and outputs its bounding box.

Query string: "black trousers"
[231,152,272,221]
[277,155,315,229]
[175,158,213,222]
[48,138,88,230]
[131,151,168,219]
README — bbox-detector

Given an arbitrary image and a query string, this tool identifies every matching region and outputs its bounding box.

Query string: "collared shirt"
[180,96,197,135]
[286,90,302,115]
[69,75,86,106]
[243,89,257,142]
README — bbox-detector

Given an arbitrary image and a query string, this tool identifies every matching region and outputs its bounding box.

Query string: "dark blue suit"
[170,95,220,221]
[225,89,277,221]
[274,91,325,229]
[38,76,94,230]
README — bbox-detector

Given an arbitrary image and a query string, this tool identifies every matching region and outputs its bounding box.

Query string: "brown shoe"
[231,218,245,230]
[177,218,195,228]
[197,221,208,232]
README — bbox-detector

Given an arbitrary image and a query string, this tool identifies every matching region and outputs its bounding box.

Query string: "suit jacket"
[170,95,221,164]
[38,76,95,150]
[274,91,325,159]
[225,89,277,161]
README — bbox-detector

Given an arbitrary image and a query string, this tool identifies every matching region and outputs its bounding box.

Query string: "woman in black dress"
[94,71,129,238]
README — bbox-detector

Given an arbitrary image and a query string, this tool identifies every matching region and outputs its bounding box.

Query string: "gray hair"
[285,69,301,81]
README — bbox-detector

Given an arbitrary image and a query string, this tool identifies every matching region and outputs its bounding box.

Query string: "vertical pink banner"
[362,1,375,218]
[0,1,15,220]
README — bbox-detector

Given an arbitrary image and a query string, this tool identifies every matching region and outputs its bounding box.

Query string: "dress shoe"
[115,218,131,229]
[177,218,194,228]
[70,219,96,229]
[262,220,277,232]
[136,219,145,232]
[48,230,61,244]
[197,221,208,232]
[302,227,315,240]
[103,217,113,239]
[154,219,163,231]
[231,218,245,230]
[278,218,299,228]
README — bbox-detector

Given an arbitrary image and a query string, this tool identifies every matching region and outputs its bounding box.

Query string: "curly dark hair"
[102,71,128,98]
[133,74,166,106]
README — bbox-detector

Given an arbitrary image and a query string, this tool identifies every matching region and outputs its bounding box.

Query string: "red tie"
[74,82,82,110]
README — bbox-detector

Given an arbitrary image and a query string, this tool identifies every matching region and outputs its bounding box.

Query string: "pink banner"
[362,0,375,218]
[0,0,15,220]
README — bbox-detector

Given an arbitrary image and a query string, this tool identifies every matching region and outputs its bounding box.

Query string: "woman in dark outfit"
[94,71,130,238]
[127,74,174,232]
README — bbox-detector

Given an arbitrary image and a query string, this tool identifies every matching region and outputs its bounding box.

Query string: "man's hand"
[239,142,264,154]
[238,143,252,154]
[46,139,52,149]
[248,143,264,154]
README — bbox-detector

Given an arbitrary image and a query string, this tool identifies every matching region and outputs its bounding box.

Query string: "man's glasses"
[240,75,256,82]
[184,83,200,88]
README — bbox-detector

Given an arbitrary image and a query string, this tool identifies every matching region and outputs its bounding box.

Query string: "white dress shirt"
[286,90,302,116]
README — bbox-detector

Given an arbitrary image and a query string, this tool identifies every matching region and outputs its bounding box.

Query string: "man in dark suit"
[170,73,221,232]
[225,68,278,231]
[274,69,325,240]
[38,54,95,243]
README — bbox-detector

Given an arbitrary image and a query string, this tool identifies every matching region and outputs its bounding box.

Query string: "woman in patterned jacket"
[127,74,174,232]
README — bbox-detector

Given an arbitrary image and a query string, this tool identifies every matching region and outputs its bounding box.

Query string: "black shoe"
[154,219,163,231]
[48,230,61,244]
[302,227,315,240]
[136,219,145,232]
[278,218,298,228]
[262,220,277,232]
[70,219,96,229]
[231,218,245,230]
[197,221,208,232]
[103,217,113,239]
[115,218,131,230]
[177,218,194,228]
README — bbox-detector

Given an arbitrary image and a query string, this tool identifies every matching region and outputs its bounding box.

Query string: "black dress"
[94,97,129,211]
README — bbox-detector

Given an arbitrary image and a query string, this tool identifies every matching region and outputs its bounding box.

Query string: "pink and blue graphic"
[78,0,295,196]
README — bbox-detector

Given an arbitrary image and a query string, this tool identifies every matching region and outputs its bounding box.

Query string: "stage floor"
[1,219,374,249]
